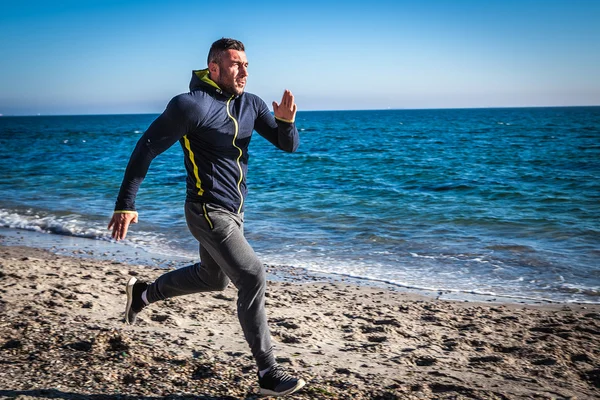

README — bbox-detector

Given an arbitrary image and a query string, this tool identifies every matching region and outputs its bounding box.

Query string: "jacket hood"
[190,69,222,92]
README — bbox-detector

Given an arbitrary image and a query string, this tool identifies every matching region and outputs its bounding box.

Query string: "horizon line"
[1,104,599,117]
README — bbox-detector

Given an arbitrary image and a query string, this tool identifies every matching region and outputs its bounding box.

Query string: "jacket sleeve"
[253,99,299,153]
[114,95,197,211]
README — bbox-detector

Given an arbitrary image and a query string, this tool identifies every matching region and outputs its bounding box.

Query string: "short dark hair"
[207,38,245,65]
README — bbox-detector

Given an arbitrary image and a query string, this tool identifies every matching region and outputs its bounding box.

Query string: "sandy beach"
[1,243,599,399]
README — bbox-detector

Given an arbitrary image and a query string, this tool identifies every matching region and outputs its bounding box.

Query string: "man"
[108,38,305,397]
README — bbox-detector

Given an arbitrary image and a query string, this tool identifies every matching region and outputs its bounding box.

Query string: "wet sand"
[1,244,599,399]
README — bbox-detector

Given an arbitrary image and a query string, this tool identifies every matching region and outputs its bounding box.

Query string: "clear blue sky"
[1,0,599,115]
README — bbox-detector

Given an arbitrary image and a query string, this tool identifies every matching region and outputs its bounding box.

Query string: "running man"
[108,38,305,397]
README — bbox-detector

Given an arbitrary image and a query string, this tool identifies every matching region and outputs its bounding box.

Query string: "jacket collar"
[190,69,238,98]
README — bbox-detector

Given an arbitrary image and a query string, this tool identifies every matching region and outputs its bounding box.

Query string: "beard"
[215,74,245,96]
[222,83,244,96]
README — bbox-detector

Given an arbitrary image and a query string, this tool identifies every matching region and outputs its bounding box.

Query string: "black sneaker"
[125,277,148,325]
[258,365,306,397]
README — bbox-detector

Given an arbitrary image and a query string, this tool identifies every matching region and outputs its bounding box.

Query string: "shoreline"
[1,227,594,307]
[1,242,599,399]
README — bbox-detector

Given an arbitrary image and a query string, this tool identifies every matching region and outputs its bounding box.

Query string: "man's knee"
[238,265,266,291]
[210,274,231,291]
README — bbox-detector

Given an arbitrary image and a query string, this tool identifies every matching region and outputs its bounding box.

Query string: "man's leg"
[186,204,306,394]
[126,201,304,395]
[125,231,230,324]
[145,246,230,303]
[183,202,276,371]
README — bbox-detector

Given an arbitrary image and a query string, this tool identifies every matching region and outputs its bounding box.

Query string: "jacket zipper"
[226,96,244,214]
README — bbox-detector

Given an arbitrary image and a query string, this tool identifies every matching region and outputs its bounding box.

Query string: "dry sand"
[0,244,599,399]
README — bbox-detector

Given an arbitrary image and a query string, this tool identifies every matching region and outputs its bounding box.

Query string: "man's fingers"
[115,221,128,241]
[112,220,123,240]
[283,90,292,108]
[273,91,297,121]
[283,90,294,109]
[108,213,137,241]
[108,214,118,230]
[119,223,129,240]
[111,224,118,240]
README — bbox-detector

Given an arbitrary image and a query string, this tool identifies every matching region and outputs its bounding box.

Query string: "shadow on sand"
[0,389,259,400]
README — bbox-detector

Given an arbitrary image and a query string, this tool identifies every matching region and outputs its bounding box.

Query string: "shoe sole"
[125,276,137,325]
[259,379,306,397]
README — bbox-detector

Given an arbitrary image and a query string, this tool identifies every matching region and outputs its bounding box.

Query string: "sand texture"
[1,244,599,399]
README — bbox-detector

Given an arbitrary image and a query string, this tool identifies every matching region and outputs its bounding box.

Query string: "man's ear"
[209,62,219,76]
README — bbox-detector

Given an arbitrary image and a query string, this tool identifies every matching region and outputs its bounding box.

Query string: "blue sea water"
[0,107,599,303]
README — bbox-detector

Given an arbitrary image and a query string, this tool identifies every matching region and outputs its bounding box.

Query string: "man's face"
[211,49,248,96]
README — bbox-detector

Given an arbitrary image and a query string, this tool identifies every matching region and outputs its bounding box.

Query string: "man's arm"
[254,90,299,153]
[108,95,195,240]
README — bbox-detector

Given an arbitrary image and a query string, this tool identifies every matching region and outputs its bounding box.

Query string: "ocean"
[1,107,599,303]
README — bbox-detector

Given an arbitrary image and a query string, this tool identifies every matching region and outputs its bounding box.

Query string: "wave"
[485,244,537,253]
[0,207,197,262]
[288,263,599,304]
[0,208,108,240]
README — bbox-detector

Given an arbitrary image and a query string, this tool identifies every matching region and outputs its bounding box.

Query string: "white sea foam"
[261,254,565,303]
[0,209,105,239]
[0,208,196,264]
[410,252,437,259]
[258,248,600,304]
[0,208,162,250]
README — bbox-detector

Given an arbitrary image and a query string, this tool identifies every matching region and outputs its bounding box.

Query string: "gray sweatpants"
[145,201,276,371]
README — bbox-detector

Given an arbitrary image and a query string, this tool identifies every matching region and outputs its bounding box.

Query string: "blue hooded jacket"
[114,69,299,214]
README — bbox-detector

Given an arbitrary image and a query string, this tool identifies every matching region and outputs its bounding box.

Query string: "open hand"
[272,90,297,122]
[108,212,138,241]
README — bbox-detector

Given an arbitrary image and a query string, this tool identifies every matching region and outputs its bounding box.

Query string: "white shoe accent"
[259,379,306,397]
[125,277,137,325]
